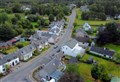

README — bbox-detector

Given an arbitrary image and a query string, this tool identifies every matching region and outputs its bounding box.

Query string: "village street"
[0,9,76,82]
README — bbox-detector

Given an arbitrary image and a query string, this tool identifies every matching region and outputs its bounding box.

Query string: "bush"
[33,50,40,56]
[0,73,4,77]
[16,43,24,49]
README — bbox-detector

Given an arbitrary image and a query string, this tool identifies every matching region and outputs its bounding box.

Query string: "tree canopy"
[96,23,120,45]
[91,64,111,82]
[0,24,17,41]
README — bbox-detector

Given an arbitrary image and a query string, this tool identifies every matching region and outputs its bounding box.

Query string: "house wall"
[90,51,112,59]
[0,65,5,73]
[23,51,33,60]
[61,43,85,57]
[37,45,43,51]
[0,58,20,73]
[61,45,73,55]
[61,45,78,57]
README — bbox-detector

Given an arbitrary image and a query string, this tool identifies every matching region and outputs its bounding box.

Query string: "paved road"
[0,9,76,82]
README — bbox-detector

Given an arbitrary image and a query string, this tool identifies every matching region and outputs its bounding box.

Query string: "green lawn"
[81,54,120,77]
[5,46,18,54]
[105,44,120,53]
[16,41,30,47]
[66,53,120,82]
[75,8,120,26]
[31,22,38,27]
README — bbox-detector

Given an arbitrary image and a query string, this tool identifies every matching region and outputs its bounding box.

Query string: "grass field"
[76,9,120,26]
[74,8,120,31]
[5,46,18,54]
[105,44,120,53]
[66,53,120,82]
[81,54,120,77]
[31,22,38,27]
[16,41,30,47]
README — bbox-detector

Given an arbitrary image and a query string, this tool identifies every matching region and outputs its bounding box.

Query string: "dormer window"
[7,59,11,62]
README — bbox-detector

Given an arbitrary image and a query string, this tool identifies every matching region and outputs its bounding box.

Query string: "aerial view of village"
[0,0,120,82]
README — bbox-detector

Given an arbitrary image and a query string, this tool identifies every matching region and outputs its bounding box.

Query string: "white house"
[83,22,91,31]
[61,39,85,57]
[17,44,36,61]
[0,53,20,73]
[90,46,115,59]
[49,20,64,36]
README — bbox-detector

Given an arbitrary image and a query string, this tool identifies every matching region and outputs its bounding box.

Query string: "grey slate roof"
[39,58,62,78]
[17,44,35,56]
[49,28,60,34]
[30,30,52,42]
[76,36,89,43]
[0,52,19,65]
[90,46,115,57]
[65,39,78,49]
[0,42,12,47]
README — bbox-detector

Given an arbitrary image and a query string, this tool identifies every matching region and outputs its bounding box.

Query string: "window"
[15,60,18,63]
[3,68,5,71]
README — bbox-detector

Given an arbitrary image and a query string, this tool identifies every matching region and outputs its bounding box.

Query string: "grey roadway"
[0,9,76,82]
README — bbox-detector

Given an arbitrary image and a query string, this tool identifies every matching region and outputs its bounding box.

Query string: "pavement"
[0,8,76,82]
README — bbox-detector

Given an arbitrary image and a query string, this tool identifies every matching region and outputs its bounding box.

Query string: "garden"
[66,53,120,82]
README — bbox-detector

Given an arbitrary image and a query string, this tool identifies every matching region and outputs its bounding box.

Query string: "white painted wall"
[23,51,33,60]
[61,43,85,57]
[0,65,4,73]
[90,51,112,59]
[0,57,20,73]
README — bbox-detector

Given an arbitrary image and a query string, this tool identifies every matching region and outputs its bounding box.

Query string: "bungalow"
[39,58,65,82]
[83,22,92,31]
[61,39,85,57]
[17,44,36,61]
[0,53,20,73]
[90,46,115,59]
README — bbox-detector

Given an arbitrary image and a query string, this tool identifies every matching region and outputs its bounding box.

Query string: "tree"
[59,72,84,82]
[22,29,35,37]
[114,53,120,63]
[97,23,120,45]
[0,12,8,24]
[91,64,110,82]
[31,4,39,14]
[44,20,50,26]
[56,12,64,20]
[0,24,17,41]
[81,12,89,20]
[18,19,33,29]
[49,14,54,22]
[15,43,24,49]
[15,14,21,20]
[5,64,11,73]
[27,15,38,22]
[11,17,18,24]
[12,3,22,13]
